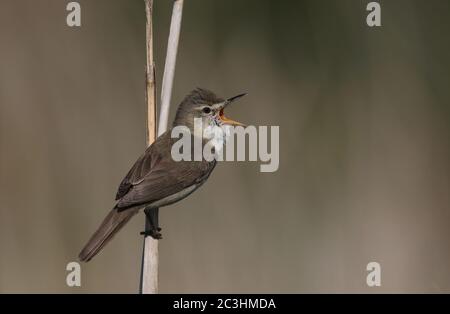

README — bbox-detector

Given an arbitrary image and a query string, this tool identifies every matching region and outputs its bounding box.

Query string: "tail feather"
[79,207,139,262]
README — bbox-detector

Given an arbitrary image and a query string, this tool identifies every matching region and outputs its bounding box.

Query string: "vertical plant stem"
[145,1,157,145]
[141,0,158,294]
[141,0,184,294]
[157,0,184,136]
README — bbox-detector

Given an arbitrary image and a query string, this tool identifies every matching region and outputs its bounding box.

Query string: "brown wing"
[115,131,215,210]
[115,145,160,200]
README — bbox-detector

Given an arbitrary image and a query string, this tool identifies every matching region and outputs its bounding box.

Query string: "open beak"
[219,93,247,126]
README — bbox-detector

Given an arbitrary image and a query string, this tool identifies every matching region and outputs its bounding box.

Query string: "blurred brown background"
[0,0,449,293]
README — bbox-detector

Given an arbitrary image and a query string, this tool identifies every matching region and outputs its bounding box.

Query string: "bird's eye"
[202,107,211,114]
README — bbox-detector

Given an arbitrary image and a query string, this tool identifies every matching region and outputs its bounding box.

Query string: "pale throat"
[192,116,232,154]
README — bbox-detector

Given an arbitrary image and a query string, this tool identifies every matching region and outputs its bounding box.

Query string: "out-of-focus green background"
[1,0,449,293]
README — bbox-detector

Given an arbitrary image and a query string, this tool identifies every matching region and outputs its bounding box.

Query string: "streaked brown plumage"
[79,88,245,262]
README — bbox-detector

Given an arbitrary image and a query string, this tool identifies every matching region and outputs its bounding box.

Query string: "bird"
[79,88,246,262]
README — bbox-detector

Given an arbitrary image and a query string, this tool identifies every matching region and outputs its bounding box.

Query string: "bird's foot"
[140,227,163,240]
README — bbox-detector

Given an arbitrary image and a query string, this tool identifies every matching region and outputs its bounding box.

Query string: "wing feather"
[114,131,215,209]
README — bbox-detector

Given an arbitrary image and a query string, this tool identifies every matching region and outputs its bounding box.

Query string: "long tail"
[79,207,139,262]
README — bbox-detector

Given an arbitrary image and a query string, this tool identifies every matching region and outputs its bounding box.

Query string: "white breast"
[203,124,232,154]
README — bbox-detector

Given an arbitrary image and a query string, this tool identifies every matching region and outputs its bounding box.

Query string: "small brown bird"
[79,88,246,262]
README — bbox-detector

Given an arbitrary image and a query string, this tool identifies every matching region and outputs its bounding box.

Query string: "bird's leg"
[140,207,162,239]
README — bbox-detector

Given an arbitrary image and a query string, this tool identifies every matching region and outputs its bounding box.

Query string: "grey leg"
[140,207,162,239]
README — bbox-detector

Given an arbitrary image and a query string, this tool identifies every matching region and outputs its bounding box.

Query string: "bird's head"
[173,88,246,134]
